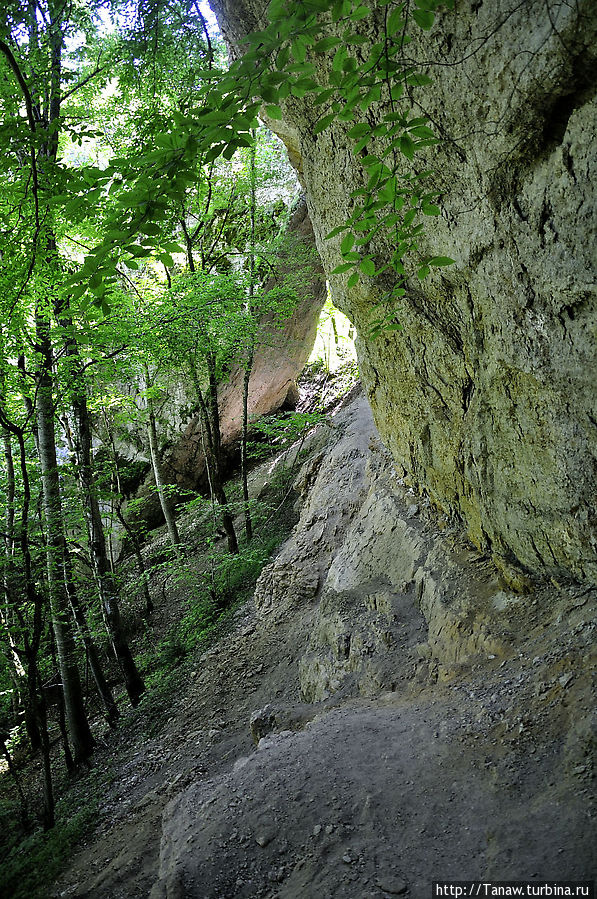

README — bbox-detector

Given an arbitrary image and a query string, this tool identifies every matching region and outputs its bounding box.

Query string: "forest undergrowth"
[0,361,358,899]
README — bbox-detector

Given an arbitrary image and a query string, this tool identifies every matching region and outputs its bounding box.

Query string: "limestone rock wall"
[254,391,520,702]
[210,0,597,584]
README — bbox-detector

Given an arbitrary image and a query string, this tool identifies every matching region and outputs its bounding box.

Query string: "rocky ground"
[52,388,595,899]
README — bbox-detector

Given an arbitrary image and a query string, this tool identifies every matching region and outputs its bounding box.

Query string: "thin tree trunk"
[32,663,56,828]
[35,311,94,765]
[0,429,28,717]
[69,393,145,706]
[241,131,257,543]
[0,733,29,830]
[144,368,184,557]
[192,369,238,554]
[241,359,253,542]
[115,506,153,617]
[63,565,120,724]
[103,413,153,617]
[0,392,45,754]
[12,429,44,752]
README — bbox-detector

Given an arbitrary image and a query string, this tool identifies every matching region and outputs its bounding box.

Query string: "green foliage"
[249,411,328,461]
[139,534,282,684]
[38,0,456,338]
[0,798,99,899]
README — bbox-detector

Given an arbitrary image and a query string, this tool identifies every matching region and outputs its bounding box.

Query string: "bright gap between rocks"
[308,295,357,373]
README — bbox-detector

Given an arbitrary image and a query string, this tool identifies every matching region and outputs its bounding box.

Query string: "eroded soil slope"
[55,390,596,899]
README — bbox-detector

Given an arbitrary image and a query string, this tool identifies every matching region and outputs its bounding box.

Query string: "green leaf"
[332,48,347,72]
[417,264,431,279]
[388,84,404,103]
[326,224,349,239]
[341,232,355,254]
[347,271,360,289]
[429,256,455,266]
[69,283,87,302]
[347,123,372,140]
[260,84,280,103]
[313,113,336,134]
[350,5,371,21]
[332,262,355,274]
[399,134,416,159]
[313,88,336,106]
[343,31,370,45]
[291,37,308,63]
[360,257,376,277]
[387,7,405,34]
[409,124,436,139]
[378,177,398,203]
[406,72,433,86]
[361,154,380,167]
[313,36,342,53]
[264,105,283,120]
[155,133,174,148]
[422,203,440,216]
[412,8,434,29]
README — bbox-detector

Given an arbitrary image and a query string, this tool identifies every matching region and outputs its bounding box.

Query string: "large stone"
[253,392,517,702]
[210,0,597,584]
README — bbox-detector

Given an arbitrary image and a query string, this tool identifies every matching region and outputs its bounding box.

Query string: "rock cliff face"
[210,0,597,585]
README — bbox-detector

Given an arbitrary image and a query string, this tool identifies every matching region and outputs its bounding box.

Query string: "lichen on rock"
[210,0,597,584]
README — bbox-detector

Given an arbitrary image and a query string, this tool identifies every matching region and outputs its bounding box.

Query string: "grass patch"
[0,793,99,899]
[140,533,283,680]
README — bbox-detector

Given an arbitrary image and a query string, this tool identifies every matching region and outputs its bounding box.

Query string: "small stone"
[376,875,408,894]
[325,824,334,834]
[250,706,276,744]
[256,832,274,848]
[313,825,322,836]
[559,673,573,688]
[342,854,353,865]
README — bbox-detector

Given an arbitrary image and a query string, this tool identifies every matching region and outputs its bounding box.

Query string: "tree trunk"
[35,311,94,765]
[241,357,253,542]
[103,413,153,617]
[0,734,29,831]
[192,370,238,554]
[144,371,184,557]
[32,663,56,828]
[241,132,257,542]
[52,294,145,707]
[63,567,120,724]
[70,393,145,706]
[116,505,154,617]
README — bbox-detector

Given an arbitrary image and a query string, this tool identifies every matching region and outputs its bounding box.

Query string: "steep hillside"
[53,389,595,898]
